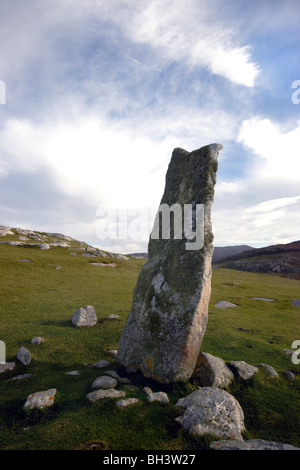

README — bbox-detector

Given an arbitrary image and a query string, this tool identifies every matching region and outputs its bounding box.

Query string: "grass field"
[0,241,299,450]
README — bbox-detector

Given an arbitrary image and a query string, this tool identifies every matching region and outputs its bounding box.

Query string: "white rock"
[23,389,56,410]
[71,305,97,327]
[92,376,117,390]
[86,388,125,403]
[176,387,245,441]
[147,392,169,404]
[116,398,139,408]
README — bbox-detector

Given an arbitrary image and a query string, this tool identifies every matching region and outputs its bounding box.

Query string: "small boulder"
[116,398,139,408]
[147,392,169,404]
[255,363,279,378]
[90,360,110,368]
[192,352,234,388]
[176,387,245,441]
[86,388,125,403]
[31,336,45,344]
[23,389,56,410]
[16,347,32,365]
[215,301,237,309]
[227,361,258,380]
[91,376,117,390]
[0,362,15,374]
[71,305,97,327]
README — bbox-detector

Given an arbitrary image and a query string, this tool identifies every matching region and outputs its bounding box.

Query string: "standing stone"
[116,144,222,383]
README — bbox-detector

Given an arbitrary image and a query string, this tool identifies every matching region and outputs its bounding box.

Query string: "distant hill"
[214,240,300,279]
[212,245,254,263]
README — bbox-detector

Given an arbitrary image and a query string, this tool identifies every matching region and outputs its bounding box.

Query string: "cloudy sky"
[0,0,299,253]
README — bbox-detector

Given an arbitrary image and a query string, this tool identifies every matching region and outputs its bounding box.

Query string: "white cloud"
[238,117,300,179]
[122,0,259,87]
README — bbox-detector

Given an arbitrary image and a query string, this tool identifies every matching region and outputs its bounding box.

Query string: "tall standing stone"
[116,144,222,383]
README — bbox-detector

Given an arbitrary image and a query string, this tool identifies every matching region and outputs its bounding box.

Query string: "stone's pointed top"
[208,143,223,161]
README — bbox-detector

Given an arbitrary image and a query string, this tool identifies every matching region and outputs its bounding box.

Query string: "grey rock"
[255,363,279,378]
[65,371,80,375]
[143,387,153,395]
[105,370,120,379]
[192,352,234,388]
[23,389,56,410]
[210,439,300,450]
[71,305,97,327]
[252,297,276,302]
[107,314,119,319]
[86,388,125,403]
[12,374,33,380]
[38,243,50,250]
[31,336,45,344]
[292,299,300,307]
[16,346,32,365]
[215,301,237,309]
[227,361,258,380]
[116,144,222,383]
[147,391,169,404]
[90,360,110,368]
[281,370,295,380]
[176,387,245,441]
[90,262,117,267]
[92,376,117,389]
[282,349,294,356]
[116,398,139,407]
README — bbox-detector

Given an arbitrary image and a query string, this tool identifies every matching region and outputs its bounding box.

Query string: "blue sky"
[0,0,299,253]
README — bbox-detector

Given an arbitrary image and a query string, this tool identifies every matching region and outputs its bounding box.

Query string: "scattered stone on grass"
[16,347,32,365]
[86,388,125,403]
[31,336,45,344]
[255,363,279,378]
[12,374,33,380]
[65,371,80,376]
[16,259,32,262]
[292,299,300,307]
[90,360,110,368]
[105,370,120,379]
[116,398,139,408]
[107,314,119,319]
[92,376,117,390]
[147,392,169,404]
[252,297,276,302]
[214,301,237,309]
[23,389,57,410]
[280,370,295,380]
[210,439,300,450]
[282,349,294,356]
[227,361,258,380]
[176,387,245,441]
[192,352,234,388]
[143,387,153,395]
[90,263,117,267]
[71,305,97,327]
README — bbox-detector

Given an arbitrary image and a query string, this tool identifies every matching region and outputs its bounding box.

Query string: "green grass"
[0,243,299,449]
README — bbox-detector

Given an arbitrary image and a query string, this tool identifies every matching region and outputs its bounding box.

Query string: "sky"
[0,0,299,254]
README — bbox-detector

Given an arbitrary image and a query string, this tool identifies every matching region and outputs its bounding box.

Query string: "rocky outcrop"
[116,144,222,383]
